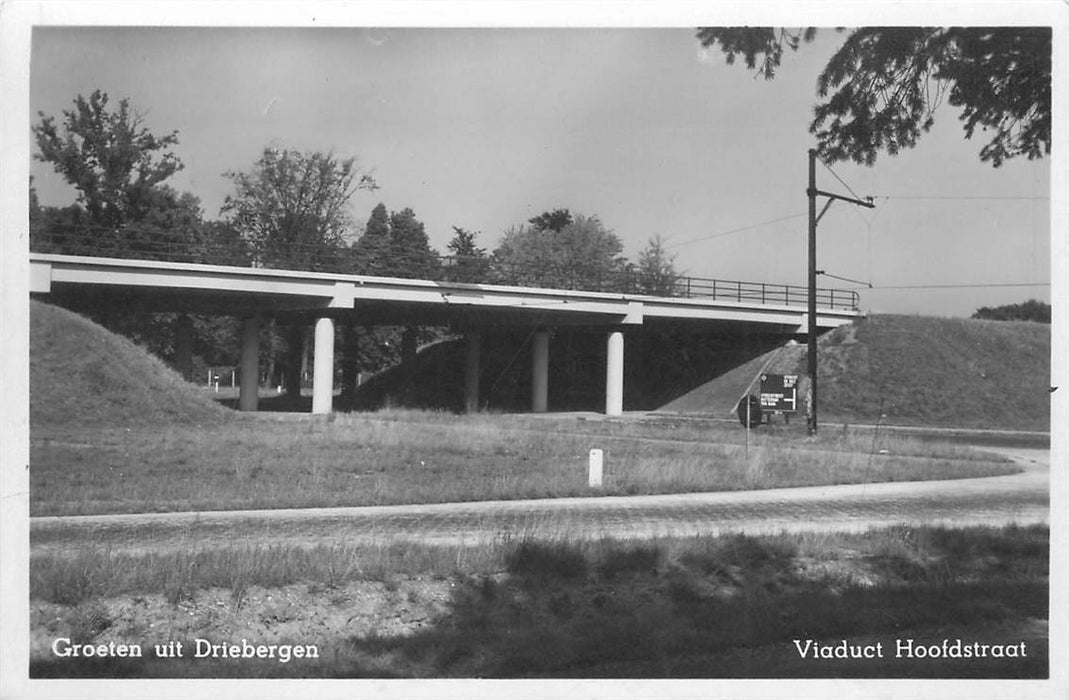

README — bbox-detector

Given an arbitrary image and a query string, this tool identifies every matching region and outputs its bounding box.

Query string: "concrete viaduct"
[29,253,861,416]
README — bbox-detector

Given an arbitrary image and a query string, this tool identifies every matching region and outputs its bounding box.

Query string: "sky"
[28,20,1053,318]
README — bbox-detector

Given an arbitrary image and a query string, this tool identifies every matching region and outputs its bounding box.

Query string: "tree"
[387,207,440,279]
[344,205,441,397]
[493,212,627,291]
[222,148,376,271]
[350,204,439,279]
[33,89,184,228]
[444,226,492,283]
[972,299,1051,323]
[634,235,682,296]
[696,27,1051,166]
[528,208,573,233]
[351,203,392,275]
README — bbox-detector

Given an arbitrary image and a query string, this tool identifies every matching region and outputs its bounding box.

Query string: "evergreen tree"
[351,203,392,275]
[445,226,491,283]
[388,207,440,279]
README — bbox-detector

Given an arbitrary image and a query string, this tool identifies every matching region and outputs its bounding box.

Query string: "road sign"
[759,373,798,413]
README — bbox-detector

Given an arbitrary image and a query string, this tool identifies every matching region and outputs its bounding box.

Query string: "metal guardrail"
[29,228,860,311]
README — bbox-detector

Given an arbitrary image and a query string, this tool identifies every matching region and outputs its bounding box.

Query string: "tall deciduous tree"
[33,90,184,228]
[223,148,375,399]
[222,148,376,271]
[696,27,1051,166]
[494,212,627,290]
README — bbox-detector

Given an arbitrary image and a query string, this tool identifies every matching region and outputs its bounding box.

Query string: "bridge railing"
[29,228,860,311]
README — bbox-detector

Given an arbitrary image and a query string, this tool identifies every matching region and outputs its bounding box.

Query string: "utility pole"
[806,148,875,436]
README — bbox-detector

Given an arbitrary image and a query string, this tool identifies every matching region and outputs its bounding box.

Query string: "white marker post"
[589,449,603,488]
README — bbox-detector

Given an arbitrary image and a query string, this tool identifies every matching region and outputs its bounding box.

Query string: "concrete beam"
[531,330,549,413]
[238,316,260,412]
[312,316,335,415]
[606,331,624,416]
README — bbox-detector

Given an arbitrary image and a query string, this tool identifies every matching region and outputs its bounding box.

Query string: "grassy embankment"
[663,313,1051,431]
[30,524,1048,678]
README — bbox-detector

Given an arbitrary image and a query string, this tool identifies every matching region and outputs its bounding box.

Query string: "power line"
[819,160,865,203]
[667,212,806,249]
[874,195,1048,201]
[870,282,1050,290]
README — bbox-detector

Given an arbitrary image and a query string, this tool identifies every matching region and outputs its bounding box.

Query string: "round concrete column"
[531,330,549,413]
[464,331,482,413]
[238,316,260,412]
[312,316,335,415]
[606,330,624,416]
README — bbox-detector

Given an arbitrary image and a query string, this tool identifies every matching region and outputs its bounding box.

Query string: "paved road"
[30,446,1048,554]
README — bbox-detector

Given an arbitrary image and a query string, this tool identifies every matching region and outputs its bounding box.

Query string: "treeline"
[30,91,681,388]
[972,300,1051,324]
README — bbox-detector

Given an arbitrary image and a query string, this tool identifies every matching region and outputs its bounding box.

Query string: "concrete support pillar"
[464,331,481,413]
[174,314,194,382]
[531,329,550,413]
[606,330,624,417]
[312,316,335,415]
[402,328,418,363]
[238,316,260,412]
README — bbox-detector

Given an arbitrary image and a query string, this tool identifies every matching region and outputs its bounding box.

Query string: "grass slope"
[30,301,228,427]
[662,314,1050,431]
[811,315,1049,430]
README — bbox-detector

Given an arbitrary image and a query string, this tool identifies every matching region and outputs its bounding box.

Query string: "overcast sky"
[29,22,1052,317]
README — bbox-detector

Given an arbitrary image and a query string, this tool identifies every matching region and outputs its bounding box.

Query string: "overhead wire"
[666,212,807,249]
[869,282,1049,290]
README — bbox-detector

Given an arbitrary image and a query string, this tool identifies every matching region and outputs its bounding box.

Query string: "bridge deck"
[30,253,860,331]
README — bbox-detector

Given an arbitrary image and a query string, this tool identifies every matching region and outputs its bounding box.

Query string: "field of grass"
[29,524,1049,678]
[30,410,1019,516]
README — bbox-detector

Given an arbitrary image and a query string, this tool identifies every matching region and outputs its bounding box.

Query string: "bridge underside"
[31,254,859,416]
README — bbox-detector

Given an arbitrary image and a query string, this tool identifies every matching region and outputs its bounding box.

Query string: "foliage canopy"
[972,299,1051,323]
[222,148,376,271]
[696,27,1051,166]
[33,89,184,228]
[493,212,627,290]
